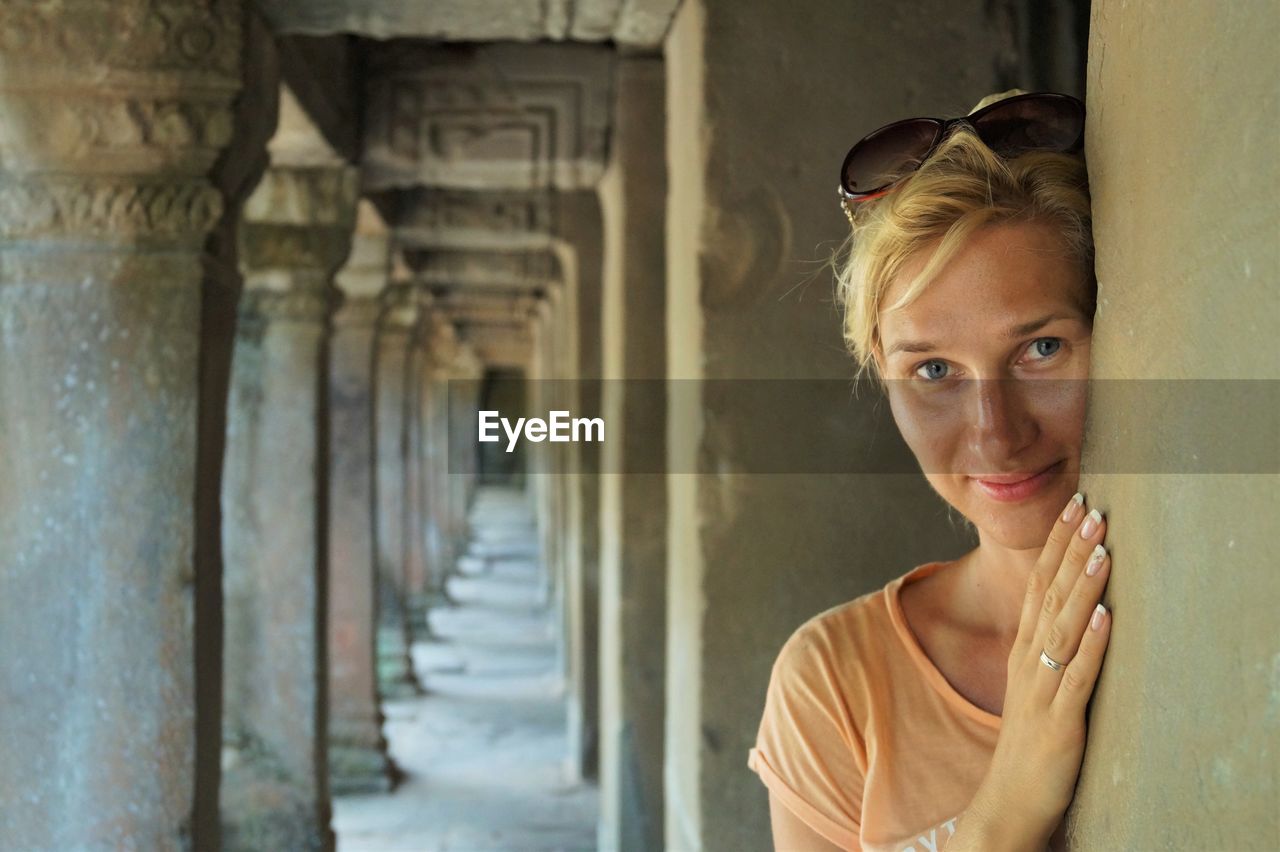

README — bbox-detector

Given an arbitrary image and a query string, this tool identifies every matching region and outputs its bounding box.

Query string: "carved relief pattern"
[0,0,242,243]
[363,45,612,191]
[400,189,552,233]
[0,175,223,239]
[0,0,241,78]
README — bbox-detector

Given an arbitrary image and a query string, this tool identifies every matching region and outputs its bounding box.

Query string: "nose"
[967,377,1038,467]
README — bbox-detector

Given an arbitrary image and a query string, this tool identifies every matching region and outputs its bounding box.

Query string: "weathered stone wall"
[662,1,1017,848]
[597,55,669,852]
[1066,3,1279,848]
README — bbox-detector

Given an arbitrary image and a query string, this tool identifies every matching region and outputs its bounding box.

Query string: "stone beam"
[256,0,681,49]
[383,188,556,252]
[362,43,613,192]
[457,323,536,369]
[433,291,543,327]
[402,248,561,291]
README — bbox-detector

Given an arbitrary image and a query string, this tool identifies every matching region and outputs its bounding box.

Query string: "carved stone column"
[220,163,357,851]
[373,281,423,697]
[327,203,396,794]
[418,315,470,613]
[0,2,243,848]
[401,297,436,635]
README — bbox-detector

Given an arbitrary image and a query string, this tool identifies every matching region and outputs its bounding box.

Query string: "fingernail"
[1062,492,1084,523]
[1091,603,1107,631]
[1086,544,1106,576]
[1080,508,1102,539]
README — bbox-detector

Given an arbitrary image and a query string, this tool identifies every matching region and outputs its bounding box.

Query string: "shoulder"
[766,588,890,721]
[776,587,889,673]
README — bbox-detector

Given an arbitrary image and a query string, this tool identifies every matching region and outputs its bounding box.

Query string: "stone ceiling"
[256,0,682,49]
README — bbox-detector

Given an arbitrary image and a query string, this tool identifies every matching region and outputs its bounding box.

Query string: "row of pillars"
[0,5,496,849]
[223,177,485,848]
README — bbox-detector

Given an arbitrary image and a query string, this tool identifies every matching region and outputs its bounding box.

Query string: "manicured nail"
[1086,544,1107,576]
[1062,492,1084,523]
[1080,509,1102,539]
[1091,603,1107,631]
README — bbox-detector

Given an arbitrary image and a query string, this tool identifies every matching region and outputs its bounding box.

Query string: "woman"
[747,90,1113,852]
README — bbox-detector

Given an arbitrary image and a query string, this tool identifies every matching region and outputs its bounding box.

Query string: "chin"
[964,488,1072,549]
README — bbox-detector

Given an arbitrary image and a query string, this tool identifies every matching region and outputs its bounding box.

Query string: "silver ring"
[1039,649,1067,671]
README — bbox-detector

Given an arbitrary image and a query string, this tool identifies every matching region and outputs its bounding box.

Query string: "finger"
[1034,507,1106,650]
[1014,492,1088,650]
[1043,543,1110,669]
[1051,599,1112,716]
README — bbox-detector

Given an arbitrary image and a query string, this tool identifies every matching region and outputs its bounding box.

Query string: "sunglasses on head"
[837,91,1086,219]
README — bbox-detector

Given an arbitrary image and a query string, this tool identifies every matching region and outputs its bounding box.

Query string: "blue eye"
[1028,338,1063,360]
[913,360,950,382]
[913,338,1064,382]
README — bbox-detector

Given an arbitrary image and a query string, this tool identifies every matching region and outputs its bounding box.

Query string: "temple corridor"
[0,1,1274,850]
[334,486,597,851]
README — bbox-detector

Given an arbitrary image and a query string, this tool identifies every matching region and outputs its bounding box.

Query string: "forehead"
[880,220,1085,345]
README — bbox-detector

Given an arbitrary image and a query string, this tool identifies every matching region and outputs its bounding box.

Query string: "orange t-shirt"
[747,560,1002,852]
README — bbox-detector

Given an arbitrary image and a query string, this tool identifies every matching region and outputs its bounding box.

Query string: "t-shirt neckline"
[885,560,1003,730]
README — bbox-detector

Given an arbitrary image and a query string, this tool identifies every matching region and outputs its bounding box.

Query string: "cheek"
[1023,376,1090,445]
[889,390,969,470]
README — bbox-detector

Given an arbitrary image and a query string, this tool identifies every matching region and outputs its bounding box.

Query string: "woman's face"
[875,220,1093,550]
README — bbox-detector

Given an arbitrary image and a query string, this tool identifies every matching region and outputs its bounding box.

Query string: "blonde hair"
[835,89,1095,389]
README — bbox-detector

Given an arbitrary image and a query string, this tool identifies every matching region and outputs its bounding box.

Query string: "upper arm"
[748,621,867,850]
[769,790,853,852]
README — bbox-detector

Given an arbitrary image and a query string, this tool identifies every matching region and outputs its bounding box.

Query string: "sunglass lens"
[971,95,1084,155]
[841,119,942,195]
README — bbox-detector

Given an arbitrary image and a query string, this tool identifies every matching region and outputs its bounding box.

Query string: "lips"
[972,464,1058,485]
[970,459,1066,503]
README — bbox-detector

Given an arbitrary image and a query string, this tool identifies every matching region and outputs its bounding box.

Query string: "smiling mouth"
[972,460,1064,485]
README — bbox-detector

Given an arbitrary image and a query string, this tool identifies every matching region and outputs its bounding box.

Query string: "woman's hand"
[955,493,1114,851]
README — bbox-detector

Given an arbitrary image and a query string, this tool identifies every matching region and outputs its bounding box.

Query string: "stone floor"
[334,485,598,851]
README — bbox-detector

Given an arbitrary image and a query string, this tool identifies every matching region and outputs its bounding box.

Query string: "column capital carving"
[0,0,243,246]
[377,281,420,332]
[239,166,359,276]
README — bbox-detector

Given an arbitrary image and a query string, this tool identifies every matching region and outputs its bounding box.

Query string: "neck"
[957,534,1043,647]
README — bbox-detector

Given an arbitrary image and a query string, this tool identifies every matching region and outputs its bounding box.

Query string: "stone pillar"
[552,192,604,783]
[1066,3,1279,848]
[596,55,669,852]
[327,203,396,794]
[418,313,466,613]
[402,302,434,635]
[220,158,357,850]
[0,2,243,848]
[662,1,1007,848]
[373,282,423,697]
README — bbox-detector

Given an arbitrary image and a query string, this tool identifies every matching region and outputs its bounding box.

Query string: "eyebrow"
[885,313,1076,359]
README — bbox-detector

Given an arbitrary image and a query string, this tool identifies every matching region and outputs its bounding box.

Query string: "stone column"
[327,203,396,794]
[405,305,457,630]
[0,2,243,848]
[1067,3,1279,848]
[418,314,470,612]
[554,192,605,783]
[220,162,357,850]
[373,282,423,697]
[402,302,430,633]
[663,1,1007,848]
[596,55,669,852]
